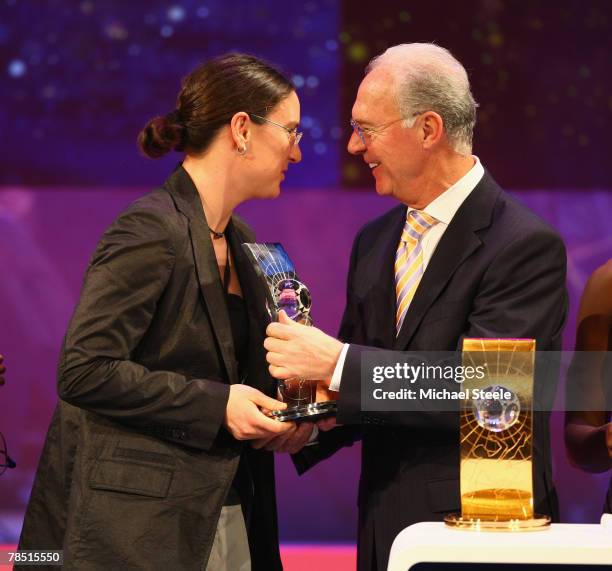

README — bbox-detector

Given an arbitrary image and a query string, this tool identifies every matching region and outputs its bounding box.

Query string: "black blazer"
[19,166,282,570]
[296,172,568,571]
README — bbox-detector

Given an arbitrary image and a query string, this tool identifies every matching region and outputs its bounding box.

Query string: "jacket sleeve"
[57,206,230,450]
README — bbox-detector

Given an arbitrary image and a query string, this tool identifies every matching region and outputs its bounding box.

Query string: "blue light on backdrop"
[1,0,340,187]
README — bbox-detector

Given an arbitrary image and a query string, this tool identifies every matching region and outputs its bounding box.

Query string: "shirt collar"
[409,156,485,226]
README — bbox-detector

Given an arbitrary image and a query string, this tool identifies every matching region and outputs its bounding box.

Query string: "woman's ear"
[230,111,251,153]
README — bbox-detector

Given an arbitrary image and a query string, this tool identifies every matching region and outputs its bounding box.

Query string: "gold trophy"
[444,338,551,531]
[242,242,337,422]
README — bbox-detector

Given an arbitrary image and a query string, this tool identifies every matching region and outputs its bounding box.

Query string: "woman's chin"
[244,186,277,201]
[266,184,282,199]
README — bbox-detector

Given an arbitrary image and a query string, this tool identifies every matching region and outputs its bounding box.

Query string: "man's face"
[348,67,425,201]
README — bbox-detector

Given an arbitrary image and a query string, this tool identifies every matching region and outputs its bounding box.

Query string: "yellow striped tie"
[395,210,437,334]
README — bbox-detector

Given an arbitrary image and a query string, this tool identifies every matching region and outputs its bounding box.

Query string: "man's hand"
[223,384,294,440]
[252,421,314,453]
[265,311,343,384]
[0,355,5,386]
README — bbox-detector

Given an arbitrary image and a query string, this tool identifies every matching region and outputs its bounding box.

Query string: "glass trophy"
[242,242,337,422]
[444,338,551,531]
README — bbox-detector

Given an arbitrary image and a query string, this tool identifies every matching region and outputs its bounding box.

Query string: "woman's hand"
[317,417,338,432]
[223,384,294,440]
[252,421,314,453]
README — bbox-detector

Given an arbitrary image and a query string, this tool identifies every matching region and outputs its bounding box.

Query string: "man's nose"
[347,130,365,155]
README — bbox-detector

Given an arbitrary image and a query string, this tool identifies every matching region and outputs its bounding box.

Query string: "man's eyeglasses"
[248,113,303,146]
[350,112,424,146]
[0,431,16,476]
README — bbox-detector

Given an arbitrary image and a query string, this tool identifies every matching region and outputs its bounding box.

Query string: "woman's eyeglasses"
[248,113,303,146]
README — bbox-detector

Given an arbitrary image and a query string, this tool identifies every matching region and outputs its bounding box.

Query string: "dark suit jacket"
[296,171,568,571]
[19,166,282,570]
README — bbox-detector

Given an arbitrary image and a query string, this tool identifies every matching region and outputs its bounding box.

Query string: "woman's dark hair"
[138,53,294,158]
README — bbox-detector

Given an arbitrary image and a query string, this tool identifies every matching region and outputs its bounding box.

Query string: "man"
[265,43,567,570]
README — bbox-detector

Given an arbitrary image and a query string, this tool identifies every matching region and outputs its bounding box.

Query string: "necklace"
[209,226,231,291]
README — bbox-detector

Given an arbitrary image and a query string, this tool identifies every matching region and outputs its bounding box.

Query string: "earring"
[237,145,247,155]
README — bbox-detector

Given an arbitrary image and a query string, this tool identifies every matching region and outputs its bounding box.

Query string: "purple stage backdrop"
[2,0,612,548]
[0,184,610,543]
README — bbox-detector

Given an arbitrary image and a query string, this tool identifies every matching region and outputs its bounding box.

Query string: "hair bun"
[137,112,185,158]
[165,109,184,126]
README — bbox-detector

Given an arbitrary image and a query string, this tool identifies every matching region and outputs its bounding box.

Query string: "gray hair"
[367,43,478,154]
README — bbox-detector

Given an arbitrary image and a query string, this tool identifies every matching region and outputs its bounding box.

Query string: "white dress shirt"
[329,156,485,392]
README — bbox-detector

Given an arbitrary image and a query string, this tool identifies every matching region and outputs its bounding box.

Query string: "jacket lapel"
[374,206,407,348]
[227,219,277,395]
[165,166,239,385]
[226,219,267,346]
[393,172,500,350]
[226,221,271,331]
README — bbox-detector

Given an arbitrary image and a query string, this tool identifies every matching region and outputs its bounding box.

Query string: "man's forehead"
[352,69,398,122]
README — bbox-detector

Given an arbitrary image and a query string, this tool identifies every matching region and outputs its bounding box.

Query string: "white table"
[388,522,612,570]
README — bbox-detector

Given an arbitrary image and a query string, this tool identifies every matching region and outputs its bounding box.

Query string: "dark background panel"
[340,0,612,189]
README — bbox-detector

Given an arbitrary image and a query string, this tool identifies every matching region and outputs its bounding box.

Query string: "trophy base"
[444,513,551,531]
[269,401,337,423]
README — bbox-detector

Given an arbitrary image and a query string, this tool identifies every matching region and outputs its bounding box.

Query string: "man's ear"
[420,111,444,149]
[230,111,251,151]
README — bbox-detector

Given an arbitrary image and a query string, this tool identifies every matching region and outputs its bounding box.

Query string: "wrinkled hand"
[265,311,343,384]
[224,384,295,441]
[0,355,5,386]
[252,421,314,453]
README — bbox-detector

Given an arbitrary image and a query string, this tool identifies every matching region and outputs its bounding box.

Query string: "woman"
[565,260,612,514]
[19,53,305,570]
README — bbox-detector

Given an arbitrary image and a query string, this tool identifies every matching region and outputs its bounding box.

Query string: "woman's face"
[247,91,302,199]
